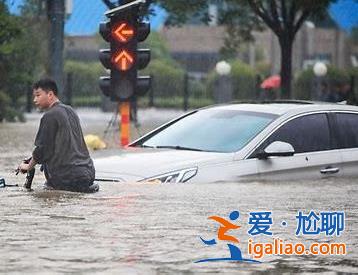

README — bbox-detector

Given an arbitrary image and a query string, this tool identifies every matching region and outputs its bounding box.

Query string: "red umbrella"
[260,75,281,89]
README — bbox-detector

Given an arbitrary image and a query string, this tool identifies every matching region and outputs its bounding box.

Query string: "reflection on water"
[0,179,357,274]
[1,117,357,274]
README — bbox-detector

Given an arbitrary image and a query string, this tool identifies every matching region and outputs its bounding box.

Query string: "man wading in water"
[18,78,99,193]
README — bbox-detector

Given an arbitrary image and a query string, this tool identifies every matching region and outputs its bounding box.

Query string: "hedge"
[293,66,350,100]
[144,59,185,98]
[64,60,103,104]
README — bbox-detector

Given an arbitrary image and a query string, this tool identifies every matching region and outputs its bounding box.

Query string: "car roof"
[205,101,358,116]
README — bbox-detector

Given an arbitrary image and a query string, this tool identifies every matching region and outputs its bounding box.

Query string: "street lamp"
[214,61,233,103]
[313,62,327,77]
[215,61,232,76]
[313,62,328,100]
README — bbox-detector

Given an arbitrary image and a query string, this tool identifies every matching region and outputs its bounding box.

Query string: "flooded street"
[0,109,357,274]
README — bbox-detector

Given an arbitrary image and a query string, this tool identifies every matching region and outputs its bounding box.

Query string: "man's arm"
[18,157,37,173]
[33,113,58,164]
[18,112,57,173]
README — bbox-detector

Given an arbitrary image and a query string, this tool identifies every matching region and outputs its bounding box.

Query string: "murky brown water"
[0,110,357,274]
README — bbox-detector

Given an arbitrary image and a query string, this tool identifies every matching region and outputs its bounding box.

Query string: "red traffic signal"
[99,0,151,101]
[111,49,134,71]
[111,22,135,43]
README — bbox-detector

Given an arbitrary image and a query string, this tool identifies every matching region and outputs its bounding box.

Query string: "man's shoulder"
[42,103,71,120]
[48,102,75,114]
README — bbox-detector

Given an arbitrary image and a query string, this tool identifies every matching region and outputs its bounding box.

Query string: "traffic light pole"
[47,0,65,98]
[99,0,151,147]
[119,102,130,146]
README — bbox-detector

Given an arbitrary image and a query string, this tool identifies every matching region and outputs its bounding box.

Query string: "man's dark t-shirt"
[32,102,95,192]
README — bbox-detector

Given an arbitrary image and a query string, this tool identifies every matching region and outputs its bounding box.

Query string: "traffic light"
[99,0,151,101]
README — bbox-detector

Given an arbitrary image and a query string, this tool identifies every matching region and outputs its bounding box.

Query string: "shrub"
[231,60,257,99]
[145,59,185,98]
[293,69,315,99]
[189,79,208,100]
[255,61,271,78]
[0,91,24,122]
[294,66,350,100]
[0,91,10,122]
[64,60,103,106]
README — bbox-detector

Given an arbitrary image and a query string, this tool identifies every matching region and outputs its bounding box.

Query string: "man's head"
[32,78,59,110]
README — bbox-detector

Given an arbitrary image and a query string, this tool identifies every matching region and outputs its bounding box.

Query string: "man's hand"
[16,158,36,175]
[18,161,30,174]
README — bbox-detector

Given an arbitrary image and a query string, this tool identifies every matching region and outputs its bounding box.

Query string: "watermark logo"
[195,210,260,263]
[295,211,344,236]
[195,210,346,263]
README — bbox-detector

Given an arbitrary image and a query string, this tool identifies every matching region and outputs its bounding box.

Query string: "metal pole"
[183,72,189,111]
[48,0,65,99]
[66,72,73,105]
[120,102,130,146]
[149,74,154,107]
[316,76,322,101]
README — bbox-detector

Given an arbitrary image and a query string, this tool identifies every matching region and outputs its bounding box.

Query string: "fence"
[143,73,213,110]
[23,73,358,113]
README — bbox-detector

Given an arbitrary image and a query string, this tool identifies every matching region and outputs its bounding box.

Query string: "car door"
[248,113,342,181]
[331,112,358,177]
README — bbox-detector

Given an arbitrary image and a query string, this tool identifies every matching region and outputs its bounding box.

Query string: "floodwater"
[0,109,357,274]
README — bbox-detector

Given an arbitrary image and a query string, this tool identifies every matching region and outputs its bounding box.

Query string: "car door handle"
[320,167,340,174]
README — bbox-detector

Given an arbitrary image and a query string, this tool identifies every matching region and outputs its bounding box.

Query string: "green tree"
[0,1,21,89]
[142,31,172,61]
[7,0,47,104]
[0,0,47,121]
[0,1,21,121]
[154,0,335,99]
[244,0,334,99]
[350,27,358,43]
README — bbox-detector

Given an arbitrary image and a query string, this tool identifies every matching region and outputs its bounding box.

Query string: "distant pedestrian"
[17,78,98,193]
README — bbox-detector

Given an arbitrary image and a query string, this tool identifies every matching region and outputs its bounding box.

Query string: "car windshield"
[141,109,278,153]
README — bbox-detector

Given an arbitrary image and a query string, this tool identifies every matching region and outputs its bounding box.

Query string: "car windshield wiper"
[155,145,204,152]
[137,144,155,148]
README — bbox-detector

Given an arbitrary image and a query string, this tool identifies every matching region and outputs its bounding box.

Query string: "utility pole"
[47,0,65,98]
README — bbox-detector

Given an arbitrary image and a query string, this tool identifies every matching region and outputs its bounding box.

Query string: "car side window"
[334,113,358,149]
[250,113,331,158]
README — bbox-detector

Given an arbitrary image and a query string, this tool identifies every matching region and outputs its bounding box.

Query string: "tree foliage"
[155,0,335,98]
[0,0,47,121]
[351,27,358,43]
[0,1,22,121]
[0,1,21,88]
[245,0,334,98]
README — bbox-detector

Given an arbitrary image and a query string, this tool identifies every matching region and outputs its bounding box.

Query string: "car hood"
[93,148,232,182]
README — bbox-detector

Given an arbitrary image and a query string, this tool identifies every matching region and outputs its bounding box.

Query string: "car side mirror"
[257,141,295,160]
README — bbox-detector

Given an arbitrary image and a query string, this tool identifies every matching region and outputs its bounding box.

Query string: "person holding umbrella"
[260,75,281,100]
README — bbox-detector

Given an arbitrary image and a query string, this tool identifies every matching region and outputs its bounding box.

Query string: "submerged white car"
[94,101,358,183]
